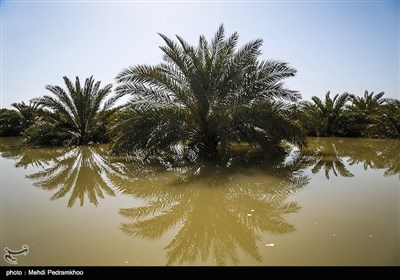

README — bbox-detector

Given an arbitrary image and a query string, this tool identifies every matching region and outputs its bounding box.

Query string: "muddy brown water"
[0,137,398,265]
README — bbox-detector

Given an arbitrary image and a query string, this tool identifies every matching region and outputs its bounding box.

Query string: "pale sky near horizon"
[1,0,399,109]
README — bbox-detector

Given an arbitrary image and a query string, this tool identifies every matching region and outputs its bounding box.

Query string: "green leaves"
[300,91,350,137]
[113,24,303,162]
[299,90,400,138]
[29,76,123,146]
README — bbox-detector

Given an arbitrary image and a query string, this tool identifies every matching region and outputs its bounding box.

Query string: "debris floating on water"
[265,243,275,247]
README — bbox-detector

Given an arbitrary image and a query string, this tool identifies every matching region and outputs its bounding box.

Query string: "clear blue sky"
[1,0,399,108]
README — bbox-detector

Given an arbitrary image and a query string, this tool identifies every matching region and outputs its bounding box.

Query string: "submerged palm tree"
[374,98,400,139]
[0,102,42,136]
[349,91,385,113]
[345,91,386,137]
[112,24,305,162]
[11,101,43,131]
[0,109,23,136]
[29,76,124,146]
[300,91,349,136]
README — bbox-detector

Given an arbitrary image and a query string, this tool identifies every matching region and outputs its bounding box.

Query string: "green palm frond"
[300,91,350,136]
[112,24,304,162]
[29,76,123,146]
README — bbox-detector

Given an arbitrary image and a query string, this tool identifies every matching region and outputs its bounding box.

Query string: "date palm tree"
[300,91,349,137]
[375,98,400,139]
[346,91,386,136]
[349,90,385,113]
[0,102,42,136]
[11,101,43,131]
[0,109,23,136]
[30,76,124,145]
[112,24,305,162]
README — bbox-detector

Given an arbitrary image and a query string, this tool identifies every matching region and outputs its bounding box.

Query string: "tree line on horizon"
[1,25,399,163]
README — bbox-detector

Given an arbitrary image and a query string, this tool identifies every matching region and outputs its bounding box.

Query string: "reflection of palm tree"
[335,138,400,178]
[303,138,354,179]
[304,138,353,179]
[112,159,307,265]
[0,137,65,169]
[304,138,400,179]
[26,145,119,207]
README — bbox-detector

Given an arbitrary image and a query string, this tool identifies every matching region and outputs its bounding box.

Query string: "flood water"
[0,137,399,266]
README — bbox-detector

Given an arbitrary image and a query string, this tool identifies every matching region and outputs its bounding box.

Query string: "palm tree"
[11,101,43,131]
[374,98,400,139]
[0,109,23,136]
[346,91,386,137]
[30,76,124,146]
[0,101,43,137]
[112,24,305,162]
[300,91,349,137]
[349,91,385,113]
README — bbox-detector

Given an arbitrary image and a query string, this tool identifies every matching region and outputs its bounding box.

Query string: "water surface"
[0,137,398,265]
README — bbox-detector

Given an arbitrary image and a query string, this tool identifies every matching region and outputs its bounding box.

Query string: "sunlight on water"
[0,137,399,265]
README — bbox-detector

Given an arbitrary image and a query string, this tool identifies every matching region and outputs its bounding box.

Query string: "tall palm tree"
[30,76,124,145]
[112,24,305,162]
[300,91,349,137]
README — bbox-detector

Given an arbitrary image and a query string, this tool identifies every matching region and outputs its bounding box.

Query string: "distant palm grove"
[1,25,399,163]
